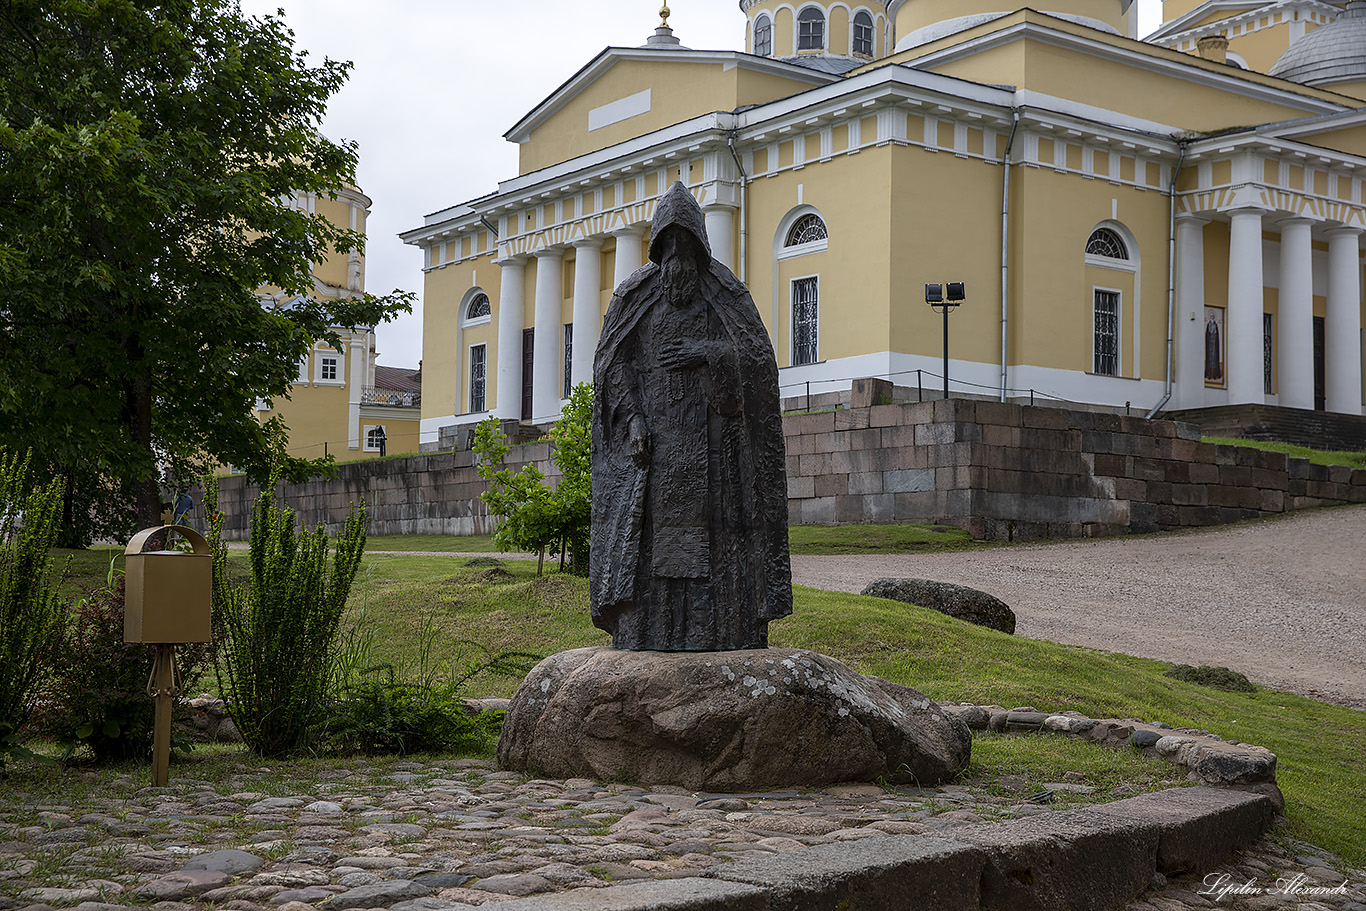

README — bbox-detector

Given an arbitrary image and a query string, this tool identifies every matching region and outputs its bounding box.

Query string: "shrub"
[206,471,367,757]
[473,382,591,574]
[321,614,537,757]
[1163,664,1256,693]
[0,449,68,763]
[40,571,209,762]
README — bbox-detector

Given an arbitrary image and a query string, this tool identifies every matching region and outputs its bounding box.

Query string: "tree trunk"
[128,372,162,529]
[537,546,544,576]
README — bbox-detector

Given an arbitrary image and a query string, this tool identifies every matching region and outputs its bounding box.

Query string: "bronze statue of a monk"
[590,182,792,651]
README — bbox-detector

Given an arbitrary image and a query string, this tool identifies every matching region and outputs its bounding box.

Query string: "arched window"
[466,291,491,320]
[1086,228,1128,260]
[853,11,874,56]
[754,14,772,56]
[797,7,825,51]
[785,214,828,247]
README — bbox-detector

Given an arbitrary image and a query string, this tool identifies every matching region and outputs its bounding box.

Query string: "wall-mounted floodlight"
[926,282,966,399]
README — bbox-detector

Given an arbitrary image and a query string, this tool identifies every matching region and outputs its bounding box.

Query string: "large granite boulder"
[497,646,971,791]
[861,578,1016,634]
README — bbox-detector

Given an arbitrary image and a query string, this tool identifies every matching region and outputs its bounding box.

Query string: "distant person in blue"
[174,492,194,526]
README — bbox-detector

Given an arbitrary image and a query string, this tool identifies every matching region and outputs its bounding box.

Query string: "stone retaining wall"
[783,394,1366,540]
[213,385,1366,541]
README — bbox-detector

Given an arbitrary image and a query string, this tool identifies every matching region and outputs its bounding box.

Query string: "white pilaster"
[570,238,603,390]
[1326,227,1363,415]
[1277,218,1315,410]
[533,248,565,423]
[703,205,736,272]
[494,256,526,420]
[612,227,645,290]
[1174,215,1208,409]
[1226,208,1266,405]
[347,334,366,449]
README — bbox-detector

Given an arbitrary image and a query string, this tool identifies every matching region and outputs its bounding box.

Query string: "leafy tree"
[0,0,413,545]
[473,383,592,574]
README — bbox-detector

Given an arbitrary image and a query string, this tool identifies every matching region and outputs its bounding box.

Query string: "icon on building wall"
[1204,305,1225,387]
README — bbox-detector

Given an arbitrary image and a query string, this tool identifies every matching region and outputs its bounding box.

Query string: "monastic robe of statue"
[590,182,792,651]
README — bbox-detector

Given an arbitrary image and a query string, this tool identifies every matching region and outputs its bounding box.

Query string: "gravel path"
[791,504,1366,711]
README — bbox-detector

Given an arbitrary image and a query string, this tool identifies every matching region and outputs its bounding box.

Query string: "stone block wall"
[213,440,561,540]
[214,394,1366,541]
[783,397,1366,540]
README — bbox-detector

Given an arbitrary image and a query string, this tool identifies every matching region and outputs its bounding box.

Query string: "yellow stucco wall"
[517,59,821,175]
[895,0,1129,39]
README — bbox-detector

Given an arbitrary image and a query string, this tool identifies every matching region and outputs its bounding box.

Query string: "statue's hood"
[648,181,712,266]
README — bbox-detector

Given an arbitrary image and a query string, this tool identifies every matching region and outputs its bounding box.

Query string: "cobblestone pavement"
[2,758,1362,911]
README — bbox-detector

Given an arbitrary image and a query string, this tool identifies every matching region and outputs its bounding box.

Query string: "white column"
[532,247,565,423]
[1226,208,1266,405]
[1278,218,1315,410]
[612,227,644,291]
[570,238,602,389]
[494,256,526,420]
[1326,227,1363,415]
[1174,215,1207,409]
[703,204,736,272]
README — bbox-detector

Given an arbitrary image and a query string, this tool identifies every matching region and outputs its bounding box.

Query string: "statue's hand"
[629,417,650,466]
[656,340,706,369]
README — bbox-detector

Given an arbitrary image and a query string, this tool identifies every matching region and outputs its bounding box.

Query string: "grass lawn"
[42,532,1365,865]
[1204,436,1366,469]
[349,556,1365,865]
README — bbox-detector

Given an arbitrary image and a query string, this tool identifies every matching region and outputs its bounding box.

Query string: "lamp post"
[925,282,965,400]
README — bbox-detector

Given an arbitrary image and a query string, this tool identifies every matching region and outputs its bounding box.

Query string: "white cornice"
[504,47,836,144]
[1146,0,1339,43]
[906,18,1349,116]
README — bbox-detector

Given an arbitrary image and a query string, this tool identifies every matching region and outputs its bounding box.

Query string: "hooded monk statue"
[590,181,793,651]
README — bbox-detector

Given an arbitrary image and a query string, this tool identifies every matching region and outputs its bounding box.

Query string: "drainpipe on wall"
[728,130,749,284]
[1000,106,1021,403]
[1147,140,1187,419]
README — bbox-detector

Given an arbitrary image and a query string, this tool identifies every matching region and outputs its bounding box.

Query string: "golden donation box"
[123,525,212,644]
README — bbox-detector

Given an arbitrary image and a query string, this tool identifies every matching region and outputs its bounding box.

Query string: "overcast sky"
[237,0,1164,369]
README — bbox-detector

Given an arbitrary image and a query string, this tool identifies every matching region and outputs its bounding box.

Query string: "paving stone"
[182,849,266,876]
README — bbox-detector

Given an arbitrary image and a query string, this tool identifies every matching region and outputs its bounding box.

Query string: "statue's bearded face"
[658,228,704,305]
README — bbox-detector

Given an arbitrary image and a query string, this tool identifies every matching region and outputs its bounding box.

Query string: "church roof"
[1269,1,1366,86]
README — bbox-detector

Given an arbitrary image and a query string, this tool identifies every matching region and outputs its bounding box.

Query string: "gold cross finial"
[660,2,671,28]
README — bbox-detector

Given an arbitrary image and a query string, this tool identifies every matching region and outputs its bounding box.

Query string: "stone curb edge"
[476,786,1276,911]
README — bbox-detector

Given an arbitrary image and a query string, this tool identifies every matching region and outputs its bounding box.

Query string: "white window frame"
[852,10,874,57]
[796,6,825,51]
[364,425,386,452]
[296,355,309,384]
[778,213,829,261]
[315,351,343,385]
[754,13,773,55]
[1091,287,1122,377]
[469,343,487,414]
[463,289,492,328]
[791,274,820,367]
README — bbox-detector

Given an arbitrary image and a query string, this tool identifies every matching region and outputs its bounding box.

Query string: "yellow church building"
[252,182,421,466]
[402,0,1366,441]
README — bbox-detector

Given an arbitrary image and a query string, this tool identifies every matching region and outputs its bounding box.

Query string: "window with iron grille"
[797,8,824,50]
[1093,290,1119,376]
[1263,312,1274,394]
[853,11,874,55]
[785,214,827,247]
[754,14,772,55]
[469,344,486,413]
[1086,228,1128,260]
[466,292,490,320]
[563,323,573,399]
[792,277,819,366]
